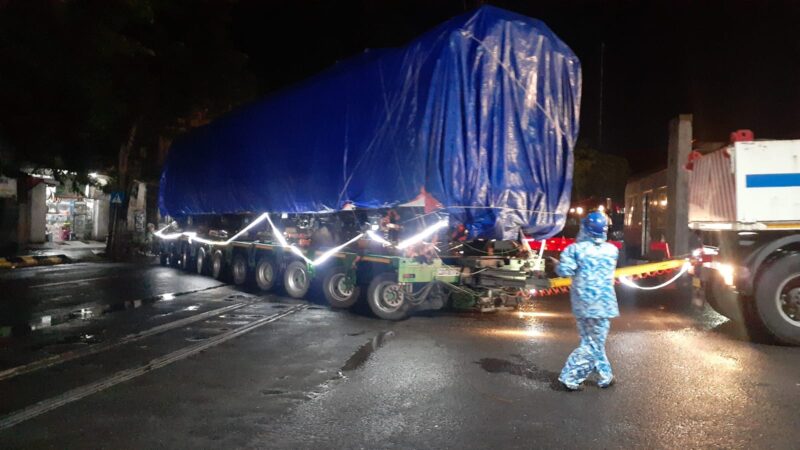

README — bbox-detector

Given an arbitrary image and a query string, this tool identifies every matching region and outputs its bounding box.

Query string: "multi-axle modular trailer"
[157,209,552,319]
[157,7,582,319]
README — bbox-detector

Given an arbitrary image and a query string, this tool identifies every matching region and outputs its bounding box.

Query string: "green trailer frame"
[159,235,549,319]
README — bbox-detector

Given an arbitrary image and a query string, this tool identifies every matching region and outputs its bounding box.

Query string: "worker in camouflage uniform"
[555,211,619,390]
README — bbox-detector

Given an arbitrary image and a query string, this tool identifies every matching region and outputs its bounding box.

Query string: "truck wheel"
[284,261,310,298]
[754,253,800,345]
[255,256,277,291]
[196,247,207,275]
[211,250,226,280]
[323,270,360,309]
[231,253,249,286]
[367,272,409,320]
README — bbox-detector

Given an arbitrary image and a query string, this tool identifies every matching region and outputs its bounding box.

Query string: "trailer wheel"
[231,253,249,286]
[196,247,207,275]
[367,272,409,320]
[179,247,192,271]
[284,261,310,298]
[211,250,226,280]
[322,270,360,309]
[170,247,181,268]
[255,256,277,291]
[754,253,800,345]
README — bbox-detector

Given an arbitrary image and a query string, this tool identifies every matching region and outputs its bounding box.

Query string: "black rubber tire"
[254,256,277,292]
[211,249,226,280]
[196,247,207,275]
[754,253,800,345]
[366,272,410,320]
[170,247,181,268]
[283,260,311,299]
[231,253,249,286]
[179,246,192,271]
[322,269,360,309]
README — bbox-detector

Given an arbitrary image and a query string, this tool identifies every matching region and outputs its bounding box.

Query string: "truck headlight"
[715,263,735,286]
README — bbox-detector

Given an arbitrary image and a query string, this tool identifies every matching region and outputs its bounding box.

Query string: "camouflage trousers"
[559,318,613,388]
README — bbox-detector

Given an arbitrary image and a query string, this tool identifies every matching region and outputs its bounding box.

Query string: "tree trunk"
[106,122,139,260]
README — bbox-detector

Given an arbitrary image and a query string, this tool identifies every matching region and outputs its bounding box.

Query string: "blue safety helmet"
[581,211,608,239]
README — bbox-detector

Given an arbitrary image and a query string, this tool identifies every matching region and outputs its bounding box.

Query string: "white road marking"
[0,304,308,430]
[0,301,249,382]
[30,276,117,288]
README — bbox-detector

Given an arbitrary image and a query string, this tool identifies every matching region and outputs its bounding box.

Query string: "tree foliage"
[572,142,630,202]
[0,0,256,179]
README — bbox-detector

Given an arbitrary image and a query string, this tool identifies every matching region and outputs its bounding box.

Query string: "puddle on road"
[341,331,394,372]
[477,357,559,386]
[218,313,265,320]
[217,320,250,326]
[31,332,103,352]
[260,331,396,405]
[260,389,284,396]
[183,325,229,342]
[18,286,228,334]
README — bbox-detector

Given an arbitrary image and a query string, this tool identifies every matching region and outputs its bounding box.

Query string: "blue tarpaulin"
[159,6,581,239]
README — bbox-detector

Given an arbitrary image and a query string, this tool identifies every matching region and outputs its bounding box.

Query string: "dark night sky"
[230,0,800,173]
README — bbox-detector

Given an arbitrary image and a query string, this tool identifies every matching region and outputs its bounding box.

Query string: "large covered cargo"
[159,6,581,240]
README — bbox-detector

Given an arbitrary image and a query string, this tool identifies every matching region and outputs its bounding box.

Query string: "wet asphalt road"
[1,261,799,449]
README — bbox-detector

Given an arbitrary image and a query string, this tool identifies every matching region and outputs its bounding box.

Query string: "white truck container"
[689,140,800,345]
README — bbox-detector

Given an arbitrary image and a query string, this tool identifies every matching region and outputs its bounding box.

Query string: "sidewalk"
[28,240,107,262]
[0,241,107,269]
[26,240,107,256]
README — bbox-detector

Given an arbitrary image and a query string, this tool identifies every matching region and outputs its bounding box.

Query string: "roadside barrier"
[533,259,688,297]
[0,255,71,269]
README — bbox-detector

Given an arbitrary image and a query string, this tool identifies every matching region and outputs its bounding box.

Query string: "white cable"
[618,262,691,290]
[312,233,364,266]
[155,214,270,247]
[155,213,364,266]
[396,220,448,249]
[366,230,392,246]
[265,214,313,265]
[227,213,270,242]
[158,212,445,265]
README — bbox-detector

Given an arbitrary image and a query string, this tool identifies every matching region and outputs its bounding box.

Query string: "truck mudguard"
[159,6,581,240]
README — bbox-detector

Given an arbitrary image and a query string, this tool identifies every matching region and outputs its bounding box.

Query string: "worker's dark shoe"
[598,377,615,389]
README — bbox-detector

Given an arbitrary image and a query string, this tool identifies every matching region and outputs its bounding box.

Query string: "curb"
[0,255,72,269]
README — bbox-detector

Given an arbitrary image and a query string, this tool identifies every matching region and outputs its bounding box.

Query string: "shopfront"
[44,179,109,243]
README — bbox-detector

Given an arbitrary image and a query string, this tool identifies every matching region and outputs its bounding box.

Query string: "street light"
[576,207,584,215]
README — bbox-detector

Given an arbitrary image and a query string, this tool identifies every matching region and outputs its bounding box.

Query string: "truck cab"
[689,138,800,345]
